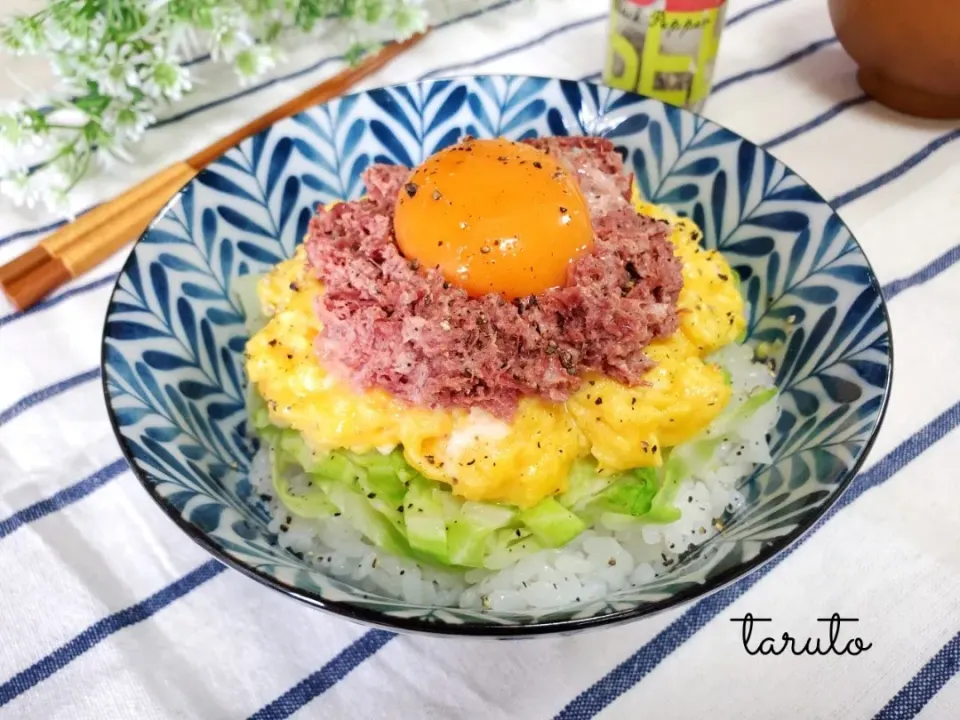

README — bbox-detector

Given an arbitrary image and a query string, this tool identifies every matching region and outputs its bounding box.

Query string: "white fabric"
[2,0,960,718]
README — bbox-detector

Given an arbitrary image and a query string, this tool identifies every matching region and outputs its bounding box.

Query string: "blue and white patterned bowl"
[101,75,893,637]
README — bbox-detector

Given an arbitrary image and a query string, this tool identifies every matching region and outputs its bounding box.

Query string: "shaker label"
[605,0,727,112]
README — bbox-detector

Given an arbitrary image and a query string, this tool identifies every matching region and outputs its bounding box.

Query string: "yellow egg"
[245,184,748,509]
[403,401,586,509]
[631,184,746,355]
[566,332,731,474]
[394,137,594,300]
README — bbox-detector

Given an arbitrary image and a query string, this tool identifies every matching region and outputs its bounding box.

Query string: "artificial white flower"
[234,45,278,84]
[41,16,80,53]
[0,103,41,148]
[99,129,135,164]
[0,16,44,55]
[393,1,430,35]
[87,15,109,45]
[0,138,29,177]
[92,42,145,99]
[141,48,192,101]
[211,7,255,63]
[0,0,454,209]
[164,21,200,62]
[103,100,157,143]
[0,170,45,210]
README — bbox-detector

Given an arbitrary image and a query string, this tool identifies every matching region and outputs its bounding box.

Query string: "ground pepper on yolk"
[392,137,595,300]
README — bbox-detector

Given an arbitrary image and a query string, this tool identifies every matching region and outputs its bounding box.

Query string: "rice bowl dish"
[99,75,892,636]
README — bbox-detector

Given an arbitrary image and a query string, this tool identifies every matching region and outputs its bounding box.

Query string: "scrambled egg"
[245,196,744,509]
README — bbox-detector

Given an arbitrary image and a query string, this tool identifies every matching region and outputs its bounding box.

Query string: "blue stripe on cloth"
[725,0,794,28]
[764,94,871,148]
[874,632,960,719]
[712,36,838,94]
[418,13,606,81]
[0,272,119,329]
[0,560,226,708]
[0,459,127,541]
[555,400,960,720]
[0,368,100,427]
[883,242,960,302]
[248,631,396,720]
[0,218,71,250]
[0,0,526,250]
[831,128,960,209]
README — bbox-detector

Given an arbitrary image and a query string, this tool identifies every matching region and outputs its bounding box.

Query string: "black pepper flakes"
[404,182,418,198]
[595,397,603,406]
[289,281,300,291]
[533,161,542,169]
[268,339,277,347]
[367,492,376,499]
[559,206,567,213]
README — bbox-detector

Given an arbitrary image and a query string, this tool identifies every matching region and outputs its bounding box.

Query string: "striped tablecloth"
[2,0,960,717]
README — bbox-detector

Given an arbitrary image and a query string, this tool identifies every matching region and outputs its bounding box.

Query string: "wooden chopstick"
[0,31,427,311]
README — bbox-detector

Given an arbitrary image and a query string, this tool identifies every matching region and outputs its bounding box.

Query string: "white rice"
[249,341,779,612]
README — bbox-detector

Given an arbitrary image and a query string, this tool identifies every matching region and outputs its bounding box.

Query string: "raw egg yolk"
[393,137,594,300]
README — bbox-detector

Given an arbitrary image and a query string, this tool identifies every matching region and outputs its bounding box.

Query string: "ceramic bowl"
[101,75,892,637]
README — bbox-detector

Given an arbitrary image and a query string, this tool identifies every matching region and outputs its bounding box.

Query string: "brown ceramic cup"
[828,0,960,119]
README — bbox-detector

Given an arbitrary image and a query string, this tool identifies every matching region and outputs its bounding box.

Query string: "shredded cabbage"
[250,379,776,568]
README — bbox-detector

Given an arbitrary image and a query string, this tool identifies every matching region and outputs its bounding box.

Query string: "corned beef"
[304,136,683,420]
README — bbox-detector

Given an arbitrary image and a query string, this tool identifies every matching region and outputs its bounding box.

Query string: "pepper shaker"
[604,0,728,113]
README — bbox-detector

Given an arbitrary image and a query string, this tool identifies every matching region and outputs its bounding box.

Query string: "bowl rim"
[99,73,895,638]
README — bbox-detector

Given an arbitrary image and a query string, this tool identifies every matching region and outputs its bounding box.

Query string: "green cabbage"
[247,374,778,568]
